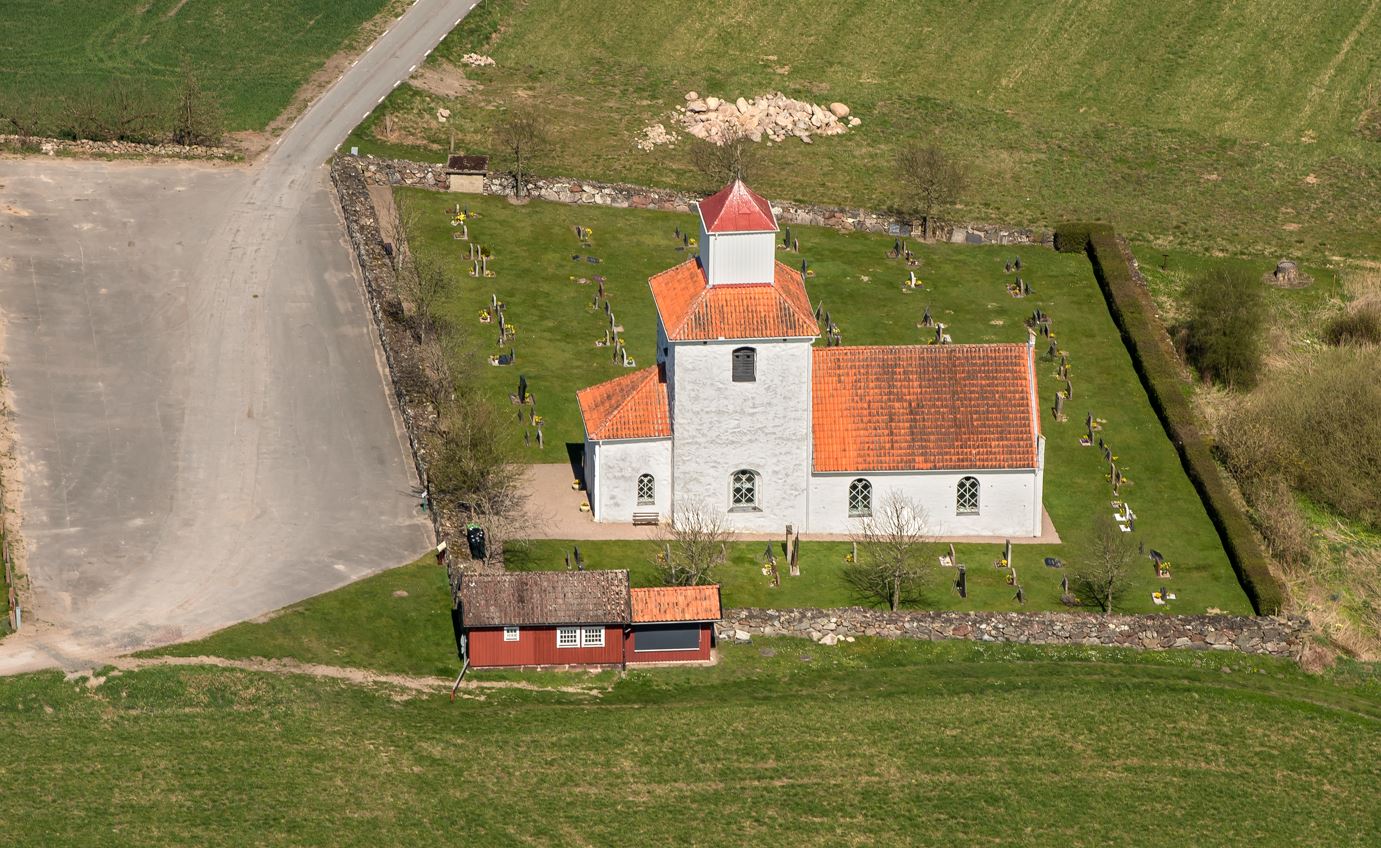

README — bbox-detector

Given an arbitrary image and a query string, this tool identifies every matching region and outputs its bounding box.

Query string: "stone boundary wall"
[0,134,238,160]
[717,607,1307,659]
[329,156,459,548]
[355,154,1048,246]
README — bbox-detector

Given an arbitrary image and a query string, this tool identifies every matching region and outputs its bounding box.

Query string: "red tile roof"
[812,344,1040,472]
[697,179,777,233]
[630,585,722,623]
[650,259,819,341]
[576,365,671,441]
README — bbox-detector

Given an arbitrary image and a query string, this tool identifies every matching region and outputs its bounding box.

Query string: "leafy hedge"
[1054,223,1286,614]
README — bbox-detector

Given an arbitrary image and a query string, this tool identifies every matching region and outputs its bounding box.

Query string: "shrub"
[1219,348,1381,531]
[1066,222,1287,613]
[1322,300,1381,347]
[1052,222,1097,254]
[1183,265,1265,389]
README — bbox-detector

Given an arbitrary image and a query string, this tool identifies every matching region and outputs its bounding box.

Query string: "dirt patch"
[1,203,31,217]
[410,61,480,99]
[164,0,189,19]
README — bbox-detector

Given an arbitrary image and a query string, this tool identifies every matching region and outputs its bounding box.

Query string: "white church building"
[576,180,1046,537]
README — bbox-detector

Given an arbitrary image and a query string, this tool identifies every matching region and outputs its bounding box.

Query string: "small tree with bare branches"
[896,142,967,241]
[844,493,934,611]
[653,500,734,586]
[494,108,546,196]
[1072,512,1140,615]
[689,123,762,191]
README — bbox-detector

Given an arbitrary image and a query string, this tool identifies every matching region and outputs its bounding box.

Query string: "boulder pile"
[678,91,860,145]
[634,122,677,152]
[460,53,495,67]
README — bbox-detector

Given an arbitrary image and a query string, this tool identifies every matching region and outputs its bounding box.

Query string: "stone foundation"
[717,607,1307,659]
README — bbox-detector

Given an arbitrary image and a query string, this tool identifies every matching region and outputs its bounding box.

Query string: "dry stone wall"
[0,134,237,160]
[354,154,1046,246]
[718,607,1307,659]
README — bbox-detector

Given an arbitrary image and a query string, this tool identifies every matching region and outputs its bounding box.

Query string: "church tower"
[648,180,820,531]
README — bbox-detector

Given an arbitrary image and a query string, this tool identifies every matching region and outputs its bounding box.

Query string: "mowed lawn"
[402,189,1250,614]
[353,0,1381,258]
[0,0,394,132]
[10,632,1380,846]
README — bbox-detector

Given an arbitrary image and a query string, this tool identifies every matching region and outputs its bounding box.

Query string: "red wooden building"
[454,570,721,669]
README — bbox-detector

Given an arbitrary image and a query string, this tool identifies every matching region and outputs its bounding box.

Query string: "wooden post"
[1004,539,1012,567]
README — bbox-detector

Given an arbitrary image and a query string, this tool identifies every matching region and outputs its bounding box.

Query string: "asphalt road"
[0,0,479,671]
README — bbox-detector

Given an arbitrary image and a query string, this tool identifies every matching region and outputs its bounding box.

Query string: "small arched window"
[732,347,756,382]
[957,476,980,515]
[636,474,655,505]
[730,469,759,510]
[848,478,873,517]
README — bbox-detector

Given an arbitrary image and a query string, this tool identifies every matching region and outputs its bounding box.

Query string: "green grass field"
[13,603,1381,846]
[0,0,394,133]
[401,189,1250,614]
[352,0,1381,258]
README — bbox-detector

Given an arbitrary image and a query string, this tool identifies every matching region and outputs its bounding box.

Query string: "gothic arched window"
[957,476,980,515]
[730,469,759,510]
[848,479,873,517]
[637,474,655,505]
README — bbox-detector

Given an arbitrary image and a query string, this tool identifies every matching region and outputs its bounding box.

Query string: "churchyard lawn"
[48,558,1368,847]
[402,189,1252,615]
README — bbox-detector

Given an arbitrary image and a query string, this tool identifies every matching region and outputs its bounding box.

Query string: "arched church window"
[957,476,980,515]
[730,469,759,510]
[732,347,756,382]
[848,479,873,517]
[637,474,655,505]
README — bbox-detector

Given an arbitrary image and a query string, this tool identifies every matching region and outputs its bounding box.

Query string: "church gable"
[812,344,1040,472]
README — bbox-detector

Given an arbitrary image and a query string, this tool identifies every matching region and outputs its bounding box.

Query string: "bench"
[632,512,660,526]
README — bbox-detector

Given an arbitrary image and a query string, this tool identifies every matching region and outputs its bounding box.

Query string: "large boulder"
[829,102,850,117]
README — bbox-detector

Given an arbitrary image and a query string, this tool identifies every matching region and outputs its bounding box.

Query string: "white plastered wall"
[698,228,776,285]
[587,437,672,522]
[668,337,813,532]
[807,467,1041,537]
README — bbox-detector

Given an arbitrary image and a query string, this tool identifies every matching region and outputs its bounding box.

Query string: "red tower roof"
[697,179,777,233]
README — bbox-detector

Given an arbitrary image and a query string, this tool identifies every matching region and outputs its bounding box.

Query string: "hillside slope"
[355,0,1381,256]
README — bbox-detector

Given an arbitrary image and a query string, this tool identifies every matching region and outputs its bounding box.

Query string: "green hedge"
[1054,223,1287,614]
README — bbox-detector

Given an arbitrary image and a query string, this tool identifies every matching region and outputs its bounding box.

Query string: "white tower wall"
[668,338,813,531]
[699,227,777,285]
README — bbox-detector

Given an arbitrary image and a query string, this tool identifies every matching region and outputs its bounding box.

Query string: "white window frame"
[556,627,580,648]
[503,626,520,642]
[636,473,655,506]
[957,476,980,515]
[580,626,605,648]
[730,469,760,512]
[848,478,873,517]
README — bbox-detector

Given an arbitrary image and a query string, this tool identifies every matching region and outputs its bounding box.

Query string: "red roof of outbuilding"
[649,258,819,341]
[812,344,1040,472]
[697,179,777,233]
[630,585,722,623]
[576,365,671,441]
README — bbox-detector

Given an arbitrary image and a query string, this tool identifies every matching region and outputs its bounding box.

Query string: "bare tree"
[494,108,546,196]
[689,123,761,191]
[0,91,54,146]
[1072,512,1140,615]
[896,142,967,241]
[653,500,734,586]
[844,493,934,610]
[65,80,163,143]
[169,63,224,147]
[429,393,530,570]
